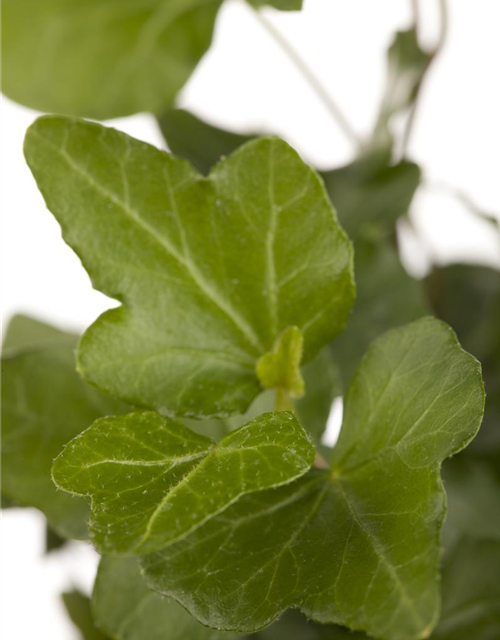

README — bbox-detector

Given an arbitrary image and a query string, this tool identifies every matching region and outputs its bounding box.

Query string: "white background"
[1,1,499,638]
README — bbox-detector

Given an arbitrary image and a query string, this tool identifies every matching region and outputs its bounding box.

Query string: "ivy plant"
[2,2,498,640]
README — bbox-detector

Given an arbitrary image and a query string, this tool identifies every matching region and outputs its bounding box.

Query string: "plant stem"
[400,0,448,157]
[275,387,292,411]
[251,8,361,150]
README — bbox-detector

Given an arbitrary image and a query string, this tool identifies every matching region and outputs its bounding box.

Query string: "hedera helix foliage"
[2,3,499,640]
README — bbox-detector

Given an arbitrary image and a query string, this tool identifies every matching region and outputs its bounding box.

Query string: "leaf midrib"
[32,129,264,356]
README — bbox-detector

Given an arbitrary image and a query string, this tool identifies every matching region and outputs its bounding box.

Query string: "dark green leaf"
[141,317,484,640]
[434,455,500,640]
[1,315,127,539]
[331,239,427,388]
[93,556,239,640]
[25,117,355,418]
[2,0,223,119]
[372,29,431,151]
[157,108,254,175]
[46,525,68,553]
[255,610,364,639]
[62,590,109,640]
[52,410,314,554]
[322,154,421,240]
[2,313,74,352]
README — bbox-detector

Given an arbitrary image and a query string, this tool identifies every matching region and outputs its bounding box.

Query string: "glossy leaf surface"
[141,318,484,640]
[53,411,314,554]
[25,117,354,418]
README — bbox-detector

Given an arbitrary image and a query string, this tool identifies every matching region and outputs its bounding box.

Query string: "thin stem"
[401,0,449,157]
[411,0,421,39]
[252,8,361,150]
[275,387,292,412]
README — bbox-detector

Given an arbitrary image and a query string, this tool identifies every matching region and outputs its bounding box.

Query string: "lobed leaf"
[24,117,354,418]
[52,411,314,554]
[141,317,484,640]
[1,315,128,539]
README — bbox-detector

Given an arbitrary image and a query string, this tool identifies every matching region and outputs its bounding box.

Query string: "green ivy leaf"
[331,239,427,388]
[158,109,254,175]
[2,0,223,119]
[434,455,500,639]
[93,556,240,640]
[2,313,75,352]
[52,410,314,554]
[256,611,365,639]
[1,315,127,539]
[322,152,421,240]
[372,29,431,151]
[141,317,484,640]
[62,590,110,640]
[25,117,355,418]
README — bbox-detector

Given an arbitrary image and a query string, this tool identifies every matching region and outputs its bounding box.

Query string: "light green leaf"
[1,315,128,540]
[372,29,431,150]
[141,317,484,640]
[93,556,240,640]
[62,590,110,640]
[52,410,314,554]
[257,326,305,409]
[25,117,354,418]
[157,108,254,175]
[322,153,421,240]
[2,0,223,119]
